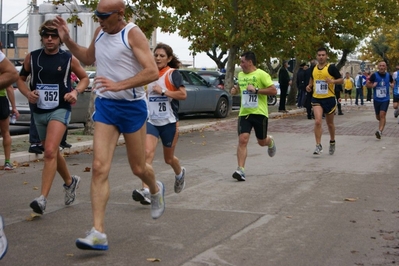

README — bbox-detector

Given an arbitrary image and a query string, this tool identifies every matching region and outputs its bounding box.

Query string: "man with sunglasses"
[54,0,164,251]
[16,20,89,215]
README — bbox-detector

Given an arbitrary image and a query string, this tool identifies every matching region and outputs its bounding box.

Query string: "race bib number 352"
[36,84,59,109]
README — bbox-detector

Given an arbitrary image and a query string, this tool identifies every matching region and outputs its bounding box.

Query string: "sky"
[1,0,217,69]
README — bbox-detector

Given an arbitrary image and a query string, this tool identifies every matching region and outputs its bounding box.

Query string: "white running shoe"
[76,227,108,250]
[151,181,165,219]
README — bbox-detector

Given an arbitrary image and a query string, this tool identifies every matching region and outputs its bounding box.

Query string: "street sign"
[0,23,19,31]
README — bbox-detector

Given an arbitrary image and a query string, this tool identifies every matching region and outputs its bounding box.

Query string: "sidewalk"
[1,101,375,166]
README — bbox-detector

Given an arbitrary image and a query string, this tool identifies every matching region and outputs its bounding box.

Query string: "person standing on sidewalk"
[343,72,354,105]
[16,20,89,215]
[278,60,290,112]
[364,71,372,102]
[366,61,393,139]
[304,60,317,119]
[54,0,165,251]
[0,47,19,260]
[132,43,187,205]
[230,51,277,181]
[306,47,343,155]
[355,71,364,106]
[391,64,399,123]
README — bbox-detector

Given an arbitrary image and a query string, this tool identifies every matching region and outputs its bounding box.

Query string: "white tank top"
[94,22,145,101]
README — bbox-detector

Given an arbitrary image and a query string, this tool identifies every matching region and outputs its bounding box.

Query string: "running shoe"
[132,188,151,205]
[30,195,47,215]
[375,130,381,140]
[268,136,276,157]
[232,167,246,181]
[394,109,399,118]
[0,215,7,260]
[151,181,165,219]
[76,227,108,250]
[313,144,323,155]
[174,167,186,193]
[63,175,81,205]
[3,162,13,171]
[329,141,335,155]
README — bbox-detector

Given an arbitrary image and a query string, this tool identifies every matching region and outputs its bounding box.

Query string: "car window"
[180,73,190,85]
[188,72,207,86]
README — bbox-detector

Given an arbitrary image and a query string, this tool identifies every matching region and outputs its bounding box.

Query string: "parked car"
[196,70,240,109]
[178,70,232,118]
[86,71,96,90]
[11,66,92,125]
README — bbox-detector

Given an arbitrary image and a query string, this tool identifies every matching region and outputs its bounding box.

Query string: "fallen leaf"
[23,181,28,185]
[147,258,161,262]
[84,167,91,172]
[344,198,358,202]
[26,213,41,221]
[66,253,74,257]
[22,162,30,167]
[382,234,395,241]
[33,186,39,190]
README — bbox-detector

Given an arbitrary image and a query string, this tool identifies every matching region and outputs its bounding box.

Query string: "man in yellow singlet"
[306,47,343,155]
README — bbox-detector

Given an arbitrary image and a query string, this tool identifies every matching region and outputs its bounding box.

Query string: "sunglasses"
[94,10,119,20]
[42,33,59,39]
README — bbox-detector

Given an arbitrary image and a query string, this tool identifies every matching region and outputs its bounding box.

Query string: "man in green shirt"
[230,51,277,181]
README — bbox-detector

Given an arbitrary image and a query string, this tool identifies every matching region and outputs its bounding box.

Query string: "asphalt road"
[0,105,398,266]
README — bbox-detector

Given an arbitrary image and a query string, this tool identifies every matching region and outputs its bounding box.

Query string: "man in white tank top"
[54,0,165,251]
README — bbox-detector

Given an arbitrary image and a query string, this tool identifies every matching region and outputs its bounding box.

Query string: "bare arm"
[16,53,40,104]
[53,16,97,66]
[5,85,19,118]
[0,56,18,88]
[64,56,90,104]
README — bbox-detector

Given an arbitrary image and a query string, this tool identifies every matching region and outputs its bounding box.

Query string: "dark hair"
[317,47,327,53]
[154,43,181,69]
[241,51,257,65]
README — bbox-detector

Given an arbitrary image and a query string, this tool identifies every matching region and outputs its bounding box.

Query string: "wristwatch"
[161,88,166,96]
[255,88,259,94]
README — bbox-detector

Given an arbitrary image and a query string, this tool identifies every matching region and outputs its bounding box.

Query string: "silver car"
[177,70,232,118]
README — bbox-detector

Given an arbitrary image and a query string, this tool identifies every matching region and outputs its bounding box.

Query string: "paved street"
[0,105,398,266]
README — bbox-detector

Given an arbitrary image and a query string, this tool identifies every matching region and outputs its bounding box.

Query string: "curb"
[4,108,306,166]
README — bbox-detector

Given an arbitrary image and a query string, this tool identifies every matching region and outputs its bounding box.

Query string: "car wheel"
[268,95,277,106]
[214,97,228,118]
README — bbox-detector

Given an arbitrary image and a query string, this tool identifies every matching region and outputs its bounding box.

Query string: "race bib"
[36,84,59,109]
[376,86,387,98]
[241,90,258,108]
[315,80,328,94]
[148,95,171,119]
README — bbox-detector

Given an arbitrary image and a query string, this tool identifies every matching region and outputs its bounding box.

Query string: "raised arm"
[53,16,98,66]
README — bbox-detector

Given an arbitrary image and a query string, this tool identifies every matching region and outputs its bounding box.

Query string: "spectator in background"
[304,60,317,119]
[355,71,364,106]
[278,60,290,113]
[364,71,372,102]
[296,62,306,108]
[343,72,354,105]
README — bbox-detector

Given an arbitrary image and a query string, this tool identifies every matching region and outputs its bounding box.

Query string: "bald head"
[97,0,125,13]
